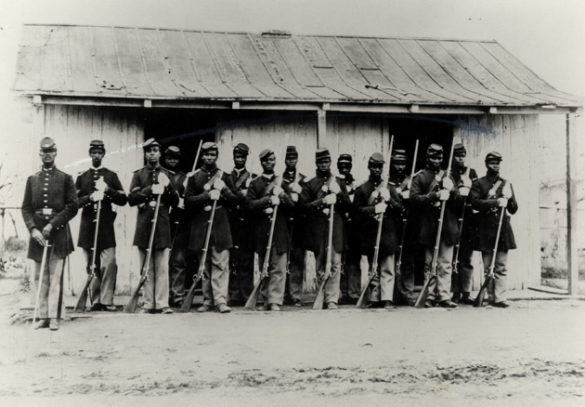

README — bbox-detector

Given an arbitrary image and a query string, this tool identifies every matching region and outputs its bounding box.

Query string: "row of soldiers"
[23,135,518,330]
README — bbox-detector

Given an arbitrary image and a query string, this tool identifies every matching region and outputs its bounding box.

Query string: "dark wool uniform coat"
[282,169,307,248]
[22,167,78,261]
[470,174,518,251]
[354,177,403,257]
[245,174,294,256]
[184,166,237,253]
[389,172,418,243]
[226,168,256,251]
[169,170,190,246]
[76,167,127,250]
[338,174,360,253]
[410,167,463,247]
[299,173,351,253]
[451,166,479,243]
[128,165,179,249]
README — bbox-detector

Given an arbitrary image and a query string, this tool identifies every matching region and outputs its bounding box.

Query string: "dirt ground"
[1,278,584,407]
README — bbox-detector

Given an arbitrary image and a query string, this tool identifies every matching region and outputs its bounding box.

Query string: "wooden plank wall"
[454,114,540,290]
[40,105,144,296]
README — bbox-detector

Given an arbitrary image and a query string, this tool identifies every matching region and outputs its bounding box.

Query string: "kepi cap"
[142,138,162,150]
[391,148,408,162]
[426,143,443,158]
[453,143,466,156]
[485,151,503,162]
[315,148,331,161]
[368,152,385,165]
[201,141,218,152]
[285,146,298,158]
[337,153,352,164]
[40,137,56,151]
[165,145,181,157]
[233,143,250,156]
[89,139,105,152]
[259,149,274,160]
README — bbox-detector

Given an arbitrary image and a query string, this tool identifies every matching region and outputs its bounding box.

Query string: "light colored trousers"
[82,247,117,306]
[201,247,230,306]
[259,248,287,306]
[138,248,170,310]
[482,250,508,303]
[315,246,342,305]
[33,255,65,319]
[424,242,454,302]
[367,254,395,302]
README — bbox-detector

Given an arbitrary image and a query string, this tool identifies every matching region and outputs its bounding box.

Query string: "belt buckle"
[41,208,52,215]
[148,201,157,208]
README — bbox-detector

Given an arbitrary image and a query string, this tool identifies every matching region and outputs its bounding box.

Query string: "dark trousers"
[228,246,254,303]
[340,250,361,301]
[451,237,474,294]
[286,246,305,302]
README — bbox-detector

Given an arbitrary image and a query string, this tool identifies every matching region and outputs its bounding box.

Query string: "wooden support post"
[566,113,579,295]
[317,108,326,148]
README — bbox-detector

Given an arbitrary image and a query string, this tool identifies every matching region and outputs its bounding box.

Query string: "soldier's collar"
[233,167,246,175]
[90,165,103,171]
[41,165,56,172]
[261,172,275,180]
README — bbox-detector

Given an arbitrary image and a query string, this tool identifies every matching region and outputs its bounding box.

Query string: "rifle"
[356,135,395,308]
[475,182,508,307]
[75,198,101,311]
[414,139,456,308]
[124,192,162,313]
[181,170,224,312]
[452,169,472,275]
[245,184,280,310]
[312,175,338,310]
[32,241,50,328]
[395,139,419,276]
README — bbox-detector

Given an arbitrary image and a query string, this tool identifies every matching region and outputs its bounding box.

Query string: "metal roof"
[13,24,582,108]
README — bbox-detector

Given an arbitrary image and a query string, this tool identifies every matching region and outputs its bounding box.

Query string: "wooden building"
[13,24,582,295]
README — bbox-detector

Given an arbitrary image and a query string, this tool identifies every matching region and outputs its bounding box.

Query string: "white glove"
[442,177,454,191]
[401,190,410,200]
[213,179,225,190]
[329,181,341,194]
[323,193,336,205]
[272,185,283,196]
[291,193,299,203]
[90,190,104,201]
[374,202,387,214]
[502,183,513,199]
[158,172,170,188]
[459,186,470,197]
[438,189,450,201]
[178,197,184,209]
[209,189,220,201]
[379,187,390,202]
[95,177,107,193]
[497,197,508,207]
[239,189,247,197]
[462,175,472,188]
[270,196,280,206]
[152,184,164,195]
[291,183,302,193]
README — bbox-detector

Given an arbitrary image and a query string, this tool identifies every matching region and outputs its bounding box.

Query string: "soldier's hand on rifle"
[95,177,107,193]
[497,197,508,207]
[438,189,450,201]
[90,190,104,201]
[158,172,170,188]
[459,186,470,197]
[324,193,337,205]
[213,178,225,191]
[41,223,53,239]
[273,185,284,197]
[209,189,220,201]
[152,183,164,195]
[290,182,302,194]
[31,228,45,246]
[270,195,280,206]
[329,181,341,195]
[401,190,410,200]
[379,187,390,202]
[374,202,387,214]
[442,176,454,191]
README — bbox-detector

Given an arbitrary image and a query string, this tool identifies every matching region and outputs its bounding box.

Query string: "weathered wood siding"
[454,114,541,290]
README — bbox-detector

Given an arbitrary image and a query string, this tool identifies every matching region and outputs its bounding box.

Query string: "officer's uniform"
[354,153,403,305]
[410,144,462,306]
[300,149,351,308]
[449,144,479,301]
[470,152,518,305]
[164,146,190,306]
[245,149,295,308]
[128,139,179,311]
[76,140,127,309]
[226,143,256,304]
[281,146,307,305]
[22,137,78,324]
[184,143,238,310]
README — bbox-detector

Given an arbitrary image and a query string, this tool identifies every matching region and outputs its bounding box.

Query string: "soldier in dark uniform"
[184,142,238,313]
[470,151,518,308]
[22,137,78,330]
[354,153,403,309]
[300,148,351,310]
[410,144,462,308]
[281,146,307,306]
[128,138,179,314]
[245,149,294,311]
[390,148,418,306]
[164,145,190,307]
[226,143,256,306]
[75,140,127,311]
[336,154,360,304]
[449,143,478,305]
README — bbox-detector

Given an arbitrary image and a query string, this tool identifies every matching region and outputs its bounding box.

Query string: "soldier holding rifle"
[470,152,518,308]
[22,137,78,330]
[300,148,351,310]
[76,140,127,311]
[355,152,403,309]
[449,143,478,305]
[410,143,462,308]
[245,149,294,311]
[128,138,178,314]
[184,142,237,313]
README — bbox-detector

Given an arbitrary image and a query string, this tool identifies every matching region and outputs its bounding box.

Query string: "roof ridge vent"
[261,30,292,38]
